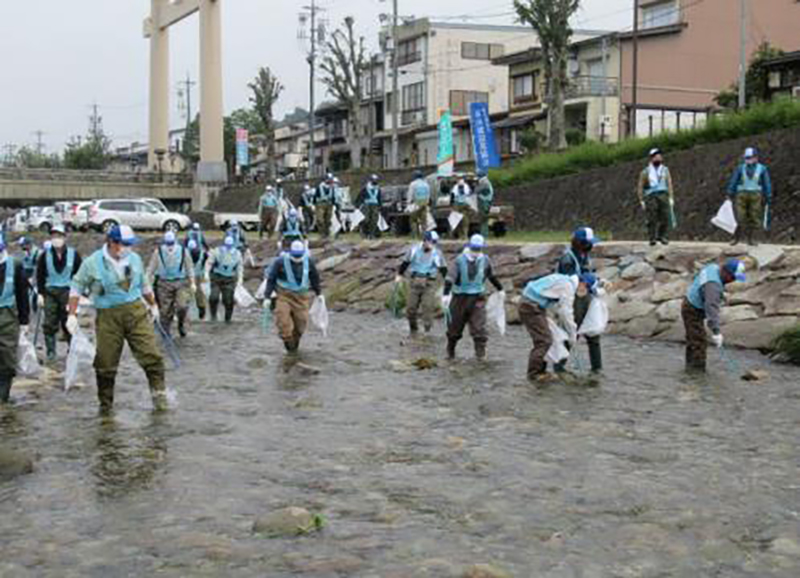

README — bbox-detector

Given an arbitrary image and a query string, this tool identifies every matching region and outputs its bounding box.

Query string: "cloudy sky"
[0,0,631,154]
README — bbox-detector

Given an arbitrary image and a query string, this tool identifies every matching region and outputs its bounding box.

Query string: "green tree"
[184,110,263,177]
[248,67,283,178]
[15,146,61,168]
[63,133,112,170]
[514,0,581,150]
[715,42,785,110]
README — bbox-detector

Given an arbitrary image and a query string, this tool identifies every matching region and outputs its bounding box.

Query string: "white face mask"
[119,247,131,259]
[52,238,66,249]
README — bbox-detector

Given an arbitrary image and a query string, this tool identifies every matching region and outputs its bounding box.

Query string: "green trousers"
[209,273,236,322]
[155,279,190,334]
[735,192,763,242]
[43,287,70,340]
[363,205,380,239]
[0,308,20,380]
[645,193,670,242]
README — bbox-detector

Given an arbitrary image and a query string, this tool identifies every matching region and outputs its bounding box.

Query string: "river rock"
[597,266,620,281]
[742,369,770,382]
[253,507,315,537]
[462,564,512,578]
[721,305,760,325]
[317,252,351,272]
[519,244,556,262]
[770,536,800,557]
[652,279,688,303]
[724,316,799,350]
[0,447,34,480]
[611,300,656,323]
[619,254,643,268]
[656,299,682,322]
[617,315,660,338]
[729,279,794,307]
[621,262,655,280]
[747,245,784,269]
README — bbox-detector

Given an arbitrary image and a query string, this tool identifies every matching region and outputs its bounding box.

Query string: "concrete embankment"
[282,239,800,352]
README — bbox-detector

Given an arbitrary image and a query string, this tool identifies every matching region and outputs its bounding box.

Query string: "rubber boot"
[424,323,432,333]
[0,376,12,403]
[446,338,457,360]
[224,306,234,324]
[209,302,218,322]
[198,307,206,320]
[409,319,419,334]
[45,334,57,363]
[96,377,115,416]
[588,340,603,373]
[475,342,486,361]
[177,311,187,338]
[148,370,168,412]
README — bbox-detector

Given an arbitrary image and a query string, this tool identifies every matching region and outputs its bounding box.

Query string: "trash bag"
[426,211,437,232]
[310,295,329,337]
[578,297,609,337]
[545,318,570,365]
[331,213,343,237]
[64,328,96,391]
[234,285,256,308]
[378,215,390,232]
[254,279,268,301]
[711,200,737,234]
[16,331,41,379]
[386,282,407,318]
[201,282,211,297]
[448,211,463,231]
[486,291,506,336]
[350,209,365,231]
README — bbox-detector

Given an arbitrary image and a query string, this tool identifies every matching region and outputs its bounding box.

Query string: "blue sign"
[469,102,500,173]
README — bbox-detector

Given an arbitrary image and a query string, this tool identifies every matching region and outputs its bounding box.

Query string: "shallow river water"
[2,310,800,577]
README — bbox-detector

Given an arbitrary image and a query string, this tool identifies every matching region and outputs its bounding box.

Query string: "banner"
[235,128,249,167]
[437,110,454,177]
[469,102,500,174]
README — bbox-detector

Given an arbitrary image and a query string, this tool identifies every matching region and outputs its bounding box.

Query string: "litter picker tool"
[154,320,181,370]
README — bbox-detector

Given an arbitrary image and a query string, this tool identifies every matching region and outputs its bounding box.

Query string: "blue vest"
[302,189,315,205]
[453,253,487,295]
[737,164,764,194]
[318,184,335,204]
[454,185,470,206]
[411,180,430,203]
[523,274,571,310]
[261,193,278,208]
[45,247,75,289]
[277,254,310,293]
[212,248,241,278]
[21,249,39,277]
[188,230,205,246]
[282,217,302,237]
[93,250,145,310]
[687,264,723,310]
[0,257,16,309]
[558,249,590,276]
[409,245,441,278]
[646,166,669,195]
[364,184,381,205]
[157,245,186,281]
[228,227,245,249]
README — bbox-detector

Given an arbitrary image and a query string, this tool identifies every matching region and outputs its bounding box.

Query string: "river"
[2,310,799,577]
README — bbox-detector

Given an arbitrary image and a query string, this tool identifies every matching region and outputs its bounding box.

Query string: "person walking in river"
[396,230,448,334]
[205,235,244,323]
[258,184,280,240]
[727,147,772,246]
[475,171,495,238]
[555,227,604,373]
[408,170,432,239]
[300,182,316,232]
[451,177,476,240]
[185,222,209,252]
[0,235,31,403]
[357,174,383,240]
[67,225,166,414]
[186,239,208,320]
[637,148,675,246]
[682,259,746,372]
[444,234,504,360]
[279,208,306,250]
[17,237,40,312]
[36,224,82,362]
[263,240,322,353]
[147,231,196,338]
[315,174,337,240]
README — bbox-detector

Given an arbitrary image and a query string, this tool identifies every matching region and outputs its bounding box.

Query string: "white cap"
[51,224,66,235]
[230,219,239,226]
[224,236,234,247]
[744,147,757,158]
[192,222,201,230]
[164,231,176,243]
[290,240,306,256]
[469,234,486,249]
[187,239,198,250]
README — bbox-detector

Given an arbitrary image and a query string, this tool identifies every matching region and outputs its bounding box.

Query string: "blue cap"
[469,234,486,250]
[573,226,601,246]
[290,240,306,257]
[17,236,30,246]
[424,230,439,244]
[164,231,176,244]
[107,225,138,246]
[579,273,599,293]
[723,259,747,282]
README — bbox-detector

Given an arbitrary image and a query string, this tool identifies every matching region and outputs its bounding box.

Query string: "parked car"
[137,197,169,213]
[88,199,191,233]
[64,201,93,232]
[28,206,64,233]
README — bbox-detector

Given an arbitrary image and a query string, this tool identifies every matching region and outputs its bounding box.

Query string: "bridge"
[0,168,202,210]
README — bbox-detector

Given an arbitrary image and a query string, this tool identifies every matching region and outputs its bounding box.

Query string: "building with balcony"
[618,0,800,137]
[762,50,800,102]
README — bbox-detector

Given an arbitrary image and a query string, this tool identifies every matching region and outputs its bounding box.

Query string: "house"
[492,33,620,155]
[762,50,800,102]
[315,101,351,173]
[618,0,800,136]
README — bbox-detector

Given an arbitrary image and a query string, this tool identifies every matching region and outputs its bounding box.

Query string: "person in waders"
[727,147,772,246]
[395,230,447,334]
[0,235,31,403]
[205,235,244,323]
[147,231,196,337]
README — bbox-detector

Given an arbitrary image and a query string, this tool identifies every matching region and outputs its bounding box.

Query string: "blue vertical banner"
[469,102,500,173]
[235,128,249,168]
[437,109,454,177]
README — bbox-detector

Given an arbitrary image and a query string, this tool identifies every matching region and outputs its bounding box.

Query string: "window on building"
[397,37,422,66]
[512,73,539,103]
[586,58,606,95]
[450,90,489,116]
[402,82,425,111]
[641,0,679,29]
[461,42,504,61]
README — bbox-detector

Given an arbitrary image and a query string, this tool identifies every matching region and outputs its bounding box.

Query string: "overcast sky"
[0,0,631,154]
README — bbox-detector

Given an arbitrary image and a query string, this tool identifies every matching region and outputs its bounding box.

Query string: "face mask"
[119,247,131,259]
[745,158,756,165]
[52,238,66,249]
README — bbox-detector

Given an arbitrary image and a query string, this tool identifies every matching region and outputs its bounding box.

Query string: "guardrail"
[0,168,193,186]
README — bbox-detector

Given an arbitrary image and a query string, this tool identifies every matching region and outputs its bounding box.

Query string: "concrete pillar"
[148,0,170,172]
[197,0,227,183]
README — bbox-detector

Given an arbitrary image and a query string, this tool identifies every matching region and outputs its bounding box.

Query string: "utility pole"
[300,1,325,179]
[2,144,17,166]
[89,102,103,140]
[630,0,640,138]
[32,131,46,155]
[178,73,196,160]
[738,0,748,109]
[391,0,399,169]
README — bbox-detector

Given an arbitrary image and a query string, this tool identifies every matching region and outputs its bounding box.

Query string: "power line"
[32,131,46,155]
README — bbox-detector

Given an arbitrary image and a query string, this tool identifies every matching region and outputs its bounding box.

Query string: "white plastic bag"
[16,332,41,379]
[310,295,329,337]
[331,213,343,236]
[711,199,738,234]
[486,291,506,336]
[64,328,96,391]
[448,211,463,231]
[202,281,211,297]
[578,297,609,337]
[234,285,257,308]
[405,203,418,214]
[254,279,268,301]
[378,215,390,232]
[426,211,437,232]
[545,318,570,365]
[350,209,366,230]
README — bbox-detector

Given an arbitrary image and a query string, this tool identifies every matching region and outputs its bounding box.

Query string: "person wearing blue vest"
[186,239,208,320]
[475,171,495,238]
[450,177,476,240]
[681,259,746,371]
[279,208,306,250]
[443,234,504,360]
[637,148,675,246]
[146,231,196,338]
[17,237,40,312]
[67,225,165,414]
[314,174,338,239]
[205,235,244,323]
[0,235,32,403]
[184,222,209,252]
[396,231,448,334]
[518,273,586,382]
[357,174,383,240]
[258,185,280,240]
[408,170,432,239]
[226,220,248,253]
[300,182,316,231]
[36,224,82,362]
[263,240,322,352]
[727,147,773,246]
[555,227,604,372]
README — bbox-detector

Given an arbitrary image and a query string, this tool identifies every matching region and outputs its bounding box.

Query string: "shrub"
[771,325,800,366]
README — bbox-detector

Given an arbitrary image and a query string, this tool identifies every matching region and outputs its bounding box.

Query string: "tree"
[63,132,112,170]
[514,0,581,151]
[184,110,262,178]
[248,67,283,178]
[319,16,367,169]
[15,146,61,169]
[715,42,785,110]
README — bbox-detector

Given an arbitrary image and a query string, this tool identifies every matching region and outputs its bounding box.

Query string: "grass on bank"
[771,325,800,366]
[490,99,800,188]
